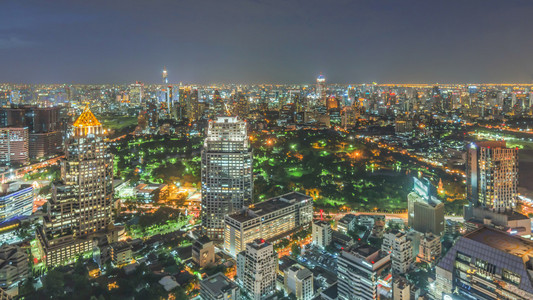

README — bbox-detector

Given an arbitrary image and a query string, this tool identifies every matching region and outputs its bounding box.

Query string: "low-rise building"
[0,244,28,288]
[110,242,132,266]
[192,235,215,268]
[338,214,357,234]
[200,272,240,300]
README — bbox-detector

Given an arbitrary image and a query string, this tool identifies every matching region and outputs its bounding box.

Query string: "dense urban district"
[0,78,533,300]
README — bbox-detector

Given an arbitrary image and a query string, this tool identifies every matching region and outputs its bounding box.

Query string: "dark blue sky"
[2,0,533,84]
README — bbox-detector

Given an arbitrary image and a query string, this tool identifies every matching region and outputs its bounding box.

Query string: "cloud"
[0,36,34,49]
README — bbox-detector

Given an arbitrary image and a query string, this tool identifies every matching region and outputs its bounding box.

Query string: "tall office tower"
[381,231,413,274]
[212,90,226,117]
[224,192,312,257]
[0,127,28,166]
[407,177,445,236]
[233,91,249,118]
[0,106,62,158]
[128,82,143,105]
[237,239,277,300]
[338,245,391,300]
[201,116,253,240]
[284,264,314,300]
[37,105,114,267]
[186,89,200,122]
[312,220,332,249]
[316,74,326,106]
[434,227,533,300]
[467,141,518,211]
[0,182,33,223]
[162,67,168,84]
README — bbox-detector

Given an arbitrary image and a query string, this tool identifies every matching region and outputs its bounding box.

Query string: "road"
[0,155,63,183]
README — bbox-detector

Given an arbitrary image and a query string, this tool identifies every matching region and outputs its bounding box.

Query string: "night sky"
[2,0,533,84]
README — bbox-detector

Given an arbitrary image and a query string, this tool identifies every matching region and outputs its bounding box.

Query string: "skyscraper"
[316,74,326,106]
[37,105,115,267]
[237,239,277,300]
[201,116,253,240]
[162,67,168,84]
[467,141,518,211]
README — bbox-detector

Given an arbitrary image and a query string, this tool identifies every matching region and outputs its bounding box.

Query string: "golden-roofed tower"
[72,104,103,136]
[73,104,101,127]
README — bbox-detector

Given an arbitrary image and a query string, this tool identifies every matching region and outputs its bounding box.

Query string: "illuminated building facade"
[407,177,444,235]
[224,192,312,257]
[0,127,28,165]
[236,239,277,300]
[201,116,253,240]
[0,106,62,159]
[466,141,518,211]
[316,74,326,106]
[37,105,114,267]
[381,230,412,274]
[434,227,533,300]
[338,244,391,300]
[312,220,332,249]
[0,182,33,223]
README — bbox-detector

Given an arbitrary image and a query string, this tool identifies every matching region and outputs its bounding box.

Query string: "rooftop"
[465,226,533,257]
[73,105,101,128]
[200,272,236,296]
[228,191,311,223]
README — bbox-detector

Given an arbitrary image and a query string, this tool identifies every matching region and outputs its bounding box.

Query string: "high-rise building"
[407,177,444,235]
[128,82,143,105]
[381,230,412,274]
[0,182,33,223]
[0,106,62,158]
[466,141,518,211]
[312,220,332,249]
[162,67,168,84]
[434,227,533,300]
[233,91,249,119]
[338,244,391,300]
[316,74,326,106]
[237,239,277,300]
[212,90,226,117]
[417,232,441,265]
[224,192,312,257]
[187,89,200,122]
[284,263,314,300]
[201,116,253,240]
[37,105,115,267]
[200,272,240,300]
[0,127,28,166]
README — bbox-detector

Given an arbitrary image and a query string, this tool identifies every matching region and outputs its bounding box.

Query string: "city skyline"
[2,0,533,84]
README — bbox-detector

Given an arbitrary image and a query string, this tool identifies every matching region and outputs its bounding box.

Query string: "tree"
[291,244,301,257]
